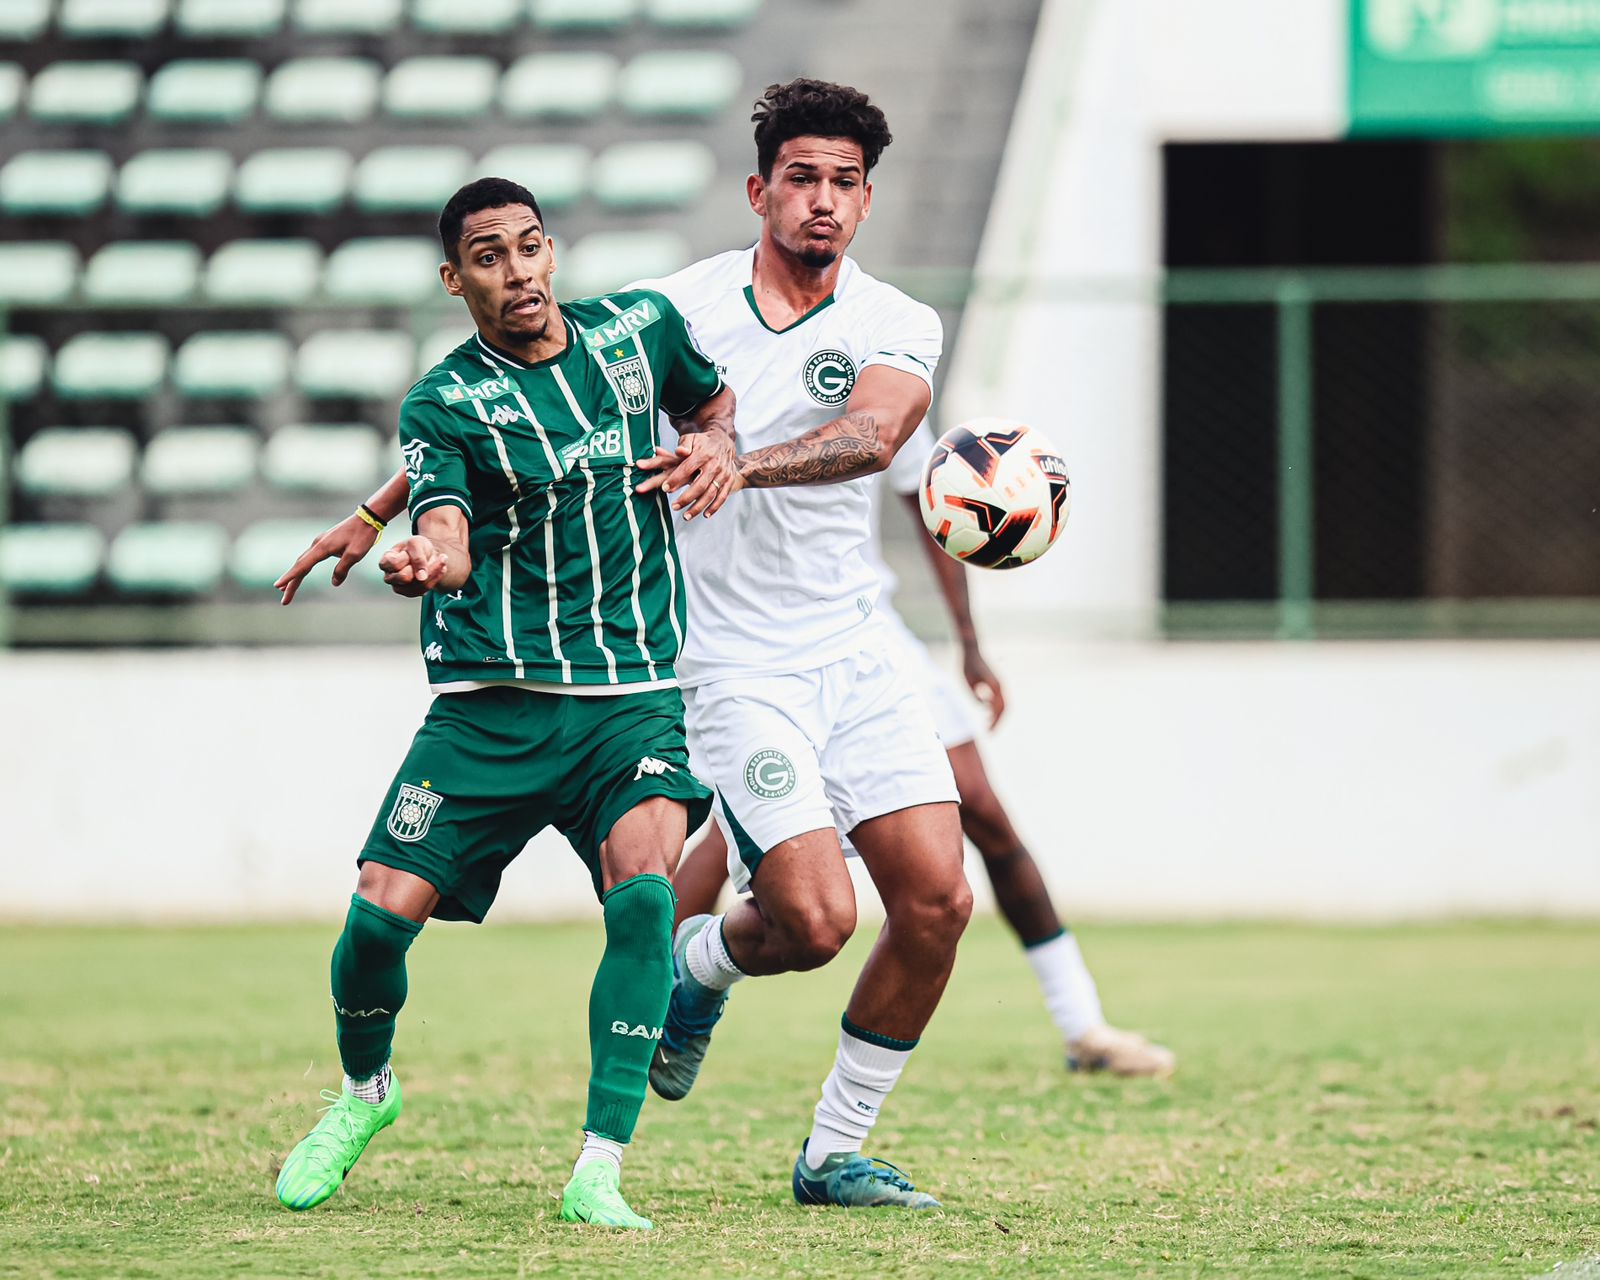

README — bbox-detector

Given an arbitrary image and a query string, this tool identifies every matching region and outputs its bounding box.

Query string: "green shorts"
[359,685,711,922]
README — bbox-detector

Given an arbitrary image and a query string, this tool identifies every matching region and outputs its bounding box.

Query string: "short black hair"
[752,78,893,180]
[438,177,544,263]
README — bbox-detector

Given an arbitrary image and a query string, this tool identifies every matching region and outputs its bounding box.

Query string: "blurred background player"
[672,420,1175,1078]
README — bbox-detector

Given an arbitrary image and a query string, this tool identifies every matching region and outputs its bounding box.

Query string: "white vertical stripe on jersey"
[448,370,524,680]
[576,460,618,681]
[616,464,657,680]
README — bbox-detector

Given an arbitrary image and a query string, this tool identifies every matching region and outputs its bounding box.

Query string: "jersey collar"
[472,316,577,371]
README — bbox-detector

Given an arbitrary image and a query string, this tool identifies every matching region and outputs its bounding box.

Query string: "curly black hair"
[751,78,893,179]
[438,177,544,263]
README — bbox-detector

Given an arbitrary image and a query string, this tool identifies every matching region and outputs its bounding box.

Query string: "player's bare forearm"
[734,410,885,488]
[379,507,471,596]
[902,491,979,650]
[670,383,736,442]
[368,468,410,524]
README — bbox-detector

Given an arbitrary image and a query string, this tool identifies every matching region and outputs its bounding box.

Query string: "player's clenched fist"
[379,536,449,597]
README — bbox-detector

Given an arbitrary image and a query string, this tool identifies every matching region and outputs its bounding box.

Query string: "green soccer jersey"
[401,290,722,689]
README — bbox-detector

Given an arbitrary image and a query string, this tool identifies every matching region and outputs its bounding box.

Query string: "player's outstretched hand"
[963,648,1007,729]
[634,433,742,519]
[378,536,448,598]
[274,513,381,605]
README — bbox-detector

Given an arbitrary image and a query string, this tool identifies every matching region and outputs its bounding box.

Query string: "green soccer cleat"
[649,914,728,1102]
[560,1161,654,1230]
[275,1076,402,1211]
[792,1141,941,1210]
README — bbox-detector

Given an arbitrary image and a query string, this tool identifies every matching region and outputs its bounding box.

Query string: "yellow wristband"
[354,505,386,535]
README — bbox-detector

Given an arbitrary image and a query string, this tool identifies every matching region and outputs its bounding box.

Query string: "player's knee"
[783,902,856,971]
[893,874,973,943]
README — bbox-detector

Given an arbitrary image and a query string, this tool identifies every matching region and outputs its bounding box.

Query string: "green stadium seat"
[416,325,469,377]
[230,518,333,591]
[619,50,741,117]
[0,150,113,216]
[204,239,323,305]
[60,0,172,37]
[292,0,402,34]
[142,426,259,496]
[563,231,689,298]
[175,0,285,36]
[264,58,381,124]
[501,52,618,120]
[530,0,637,31]
[354,146,472,214]
[52,334,169,399]
[28,62,143,124]
[263,424,385,492]
[324,237,439,306]
[383,57,499,120]
[0,336,49,400]
[234,147,352,214]
[0,243,80,306]
[147,60,263,124]
[15,427,138,498]
[0,63,23,121]
[83,242,202,304]
[116,149,233,217]
[108,522,229,594]
[296,332,415,399]
[414,0,521,32]
[477,144,589,210]
[645,0,761,26]
[0,524,106,594]
[174,332,291,399]
[593,141,715,210]
[0,0,50,40]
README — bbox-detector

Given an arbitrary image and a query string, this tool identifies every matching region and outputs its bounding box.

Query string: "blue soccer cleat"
[649,914,731,1101]
[792,1140,941,1210]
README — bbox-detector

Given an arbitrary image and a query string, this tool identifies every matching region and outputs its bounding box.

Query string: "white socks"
[685,915,746,993]
[345,1064,391,1105]
[805,1022,915,1166]
[1025,930,1104,1043]
[573,1131,625,1175]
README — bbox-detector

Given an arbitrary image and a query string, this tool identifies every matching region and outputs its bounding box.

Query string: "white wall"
[6,643,1596,923]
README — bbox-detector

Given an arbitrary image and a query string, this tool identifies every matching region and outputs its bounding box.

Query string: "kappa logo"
[387,783,442,843]
[487,404,525,426]
[610,1021,664,1039]
[633,755,677,781]
[802,350,856,406]
[401,438,430,480]
[438,375,514,404]
[604,355,651,416]
[744,749,796,800]
[424,641,443,661]
[580,299,662,351]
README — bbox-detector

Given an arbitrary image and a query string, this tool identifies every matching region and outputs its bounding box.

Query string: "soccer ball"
[917,418,1071,570]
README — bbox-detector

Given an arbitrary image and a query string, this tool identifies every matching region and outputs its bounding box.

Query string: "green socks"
[331,893,422,1080]
[586,873,677,1142]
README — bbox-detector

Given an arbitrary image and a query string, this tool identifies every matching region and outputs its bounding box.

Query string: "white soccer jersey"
[638,247,942,687]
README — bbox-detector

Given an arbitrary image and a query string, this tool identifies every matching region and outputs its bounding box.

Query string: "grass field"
[1,918,1596,1279]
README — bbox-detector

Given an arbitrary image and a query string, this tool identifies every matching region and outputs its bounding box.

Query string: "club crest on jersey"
[744,749,796,800]
[581,299,662,351]
[803,350,856,406]
[604,355,651,415]
[387,783,442,843]
[437,375,513,404]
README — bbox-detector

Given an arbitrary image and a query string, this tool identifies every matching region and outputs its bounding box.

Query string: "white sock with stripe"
[685,915,745,993]
[804,1019,915,1167]
[1025,929,1104,1043]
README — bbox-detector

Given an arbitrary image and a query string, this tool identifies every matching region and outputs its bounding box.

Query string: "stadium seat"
[0,63,23,121]
[413,0,521,33]
[620,51,741,117]
[83,242,203,304]
[175,0,285,36]
[52,333,169,399]
[292,0,402,34]
[0,336,49,400]
[116,149,234,216]
[295,332,415,399]
[416,325,469,376]
[0,0,50,40]
[108,522,229,594]
[230,518,334,591]
[477,144,589,209]
[147,60,263,124]
[0,243,80,306]
[530,0,637,31]
[324,238,439,306]
[563,231,689,297]
[263,424,385,492]
[15,427,138,498]
[0,150,113,215]
[234,147,352,214]
[645,0,762,27]
[353,146,473,214]
[174,332,291,398]
[383,57,499,120]
[204,239,323,305]
[593,141,715,210]
[28,62,143,124]
[264,58,381,125]
[60,0,171,37]
[0,524,105,594]
[142,426,259,496]
[501,52,618,120]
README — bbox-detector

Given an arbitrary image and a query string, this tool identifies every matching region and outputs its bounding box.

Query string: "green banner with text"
[1351,0,1600,134]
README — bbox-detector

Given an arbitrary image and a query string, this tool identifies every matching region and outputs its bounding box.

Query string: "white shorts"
[877,607,980,749]
[683,630,959,892]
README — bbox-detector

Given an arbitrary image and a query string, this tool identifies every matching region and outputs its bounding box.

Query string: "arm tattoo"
[735,411,882,488]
